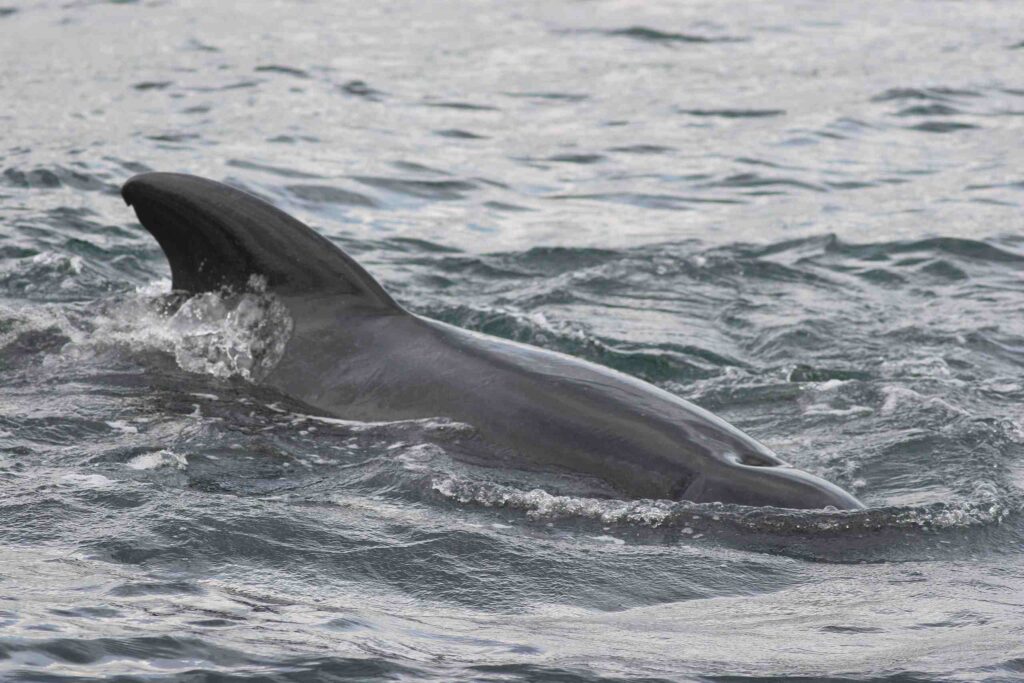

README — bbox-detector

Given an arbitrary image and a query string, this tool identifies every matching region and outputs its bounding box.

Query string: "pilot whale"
[122,172,864,510]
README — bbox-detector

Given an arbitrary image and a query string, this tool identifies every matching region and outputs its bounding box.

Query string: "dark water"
[2,1,1024,681]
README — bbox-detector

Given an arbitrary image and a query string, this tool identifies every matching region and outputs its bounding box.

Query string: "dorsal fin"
[122,172,400,310]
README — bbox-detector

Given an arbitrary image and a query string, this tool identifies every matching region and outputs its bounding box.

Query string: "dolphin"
[122,172,864,510]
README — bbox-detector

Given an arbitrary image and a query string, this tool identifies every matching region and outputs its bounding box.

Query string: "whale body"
[122,172,864,510]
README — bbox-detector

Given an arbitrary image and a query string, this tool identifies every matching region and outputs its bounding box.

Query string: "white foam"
[433,477,678,526]
[803,403,873,417]
[59,473,114,489]
[31,251,83,275]
[879,386,923,415]
[591,535,625,545]
[880,385,967,418]
[813,379,849,392]
[127,450,188,471]
[432,474,1017,532]
[106,420,138,434]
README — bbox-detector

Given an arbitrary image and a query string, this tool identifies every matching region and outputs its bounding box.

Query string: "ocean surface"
[2,1,1023,681]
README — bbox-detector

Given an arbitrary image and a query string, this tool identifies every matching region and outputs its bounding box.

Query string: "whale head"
[684,459,864,510]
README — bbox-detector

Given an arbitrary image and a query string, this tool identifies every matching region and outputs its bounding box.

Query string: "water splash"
[167,279,293,381]
[55,277,294,382]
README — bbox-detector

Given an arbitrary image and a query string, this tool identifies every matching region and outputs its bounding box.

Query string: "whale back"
[122,172,400,310]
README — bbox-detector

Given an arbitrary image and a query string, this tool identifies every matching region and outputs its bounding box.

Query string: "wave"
[431,475,1017,534]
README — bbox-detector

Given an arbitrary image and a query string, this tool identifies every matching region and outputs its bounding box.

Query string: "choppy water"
[2,1,1024,681]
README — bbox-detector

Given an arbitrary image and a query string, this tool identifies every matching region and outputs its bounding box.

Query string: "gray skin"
[123,172,865,510]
